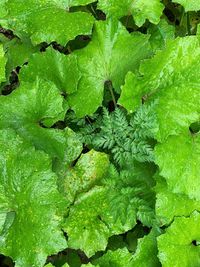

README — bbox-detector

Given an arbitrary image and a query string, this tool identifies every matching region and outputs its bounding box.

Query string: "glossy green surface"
[0,129,67,267]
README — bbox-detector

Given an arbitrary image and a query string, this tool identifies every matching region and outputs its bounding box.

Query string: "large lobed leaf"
[172,0,200,11]
[158,211,200,267]
[155,133,200,200]
[60,150,109,202]
[0,0,94,45]
[155,175,200,226]
[0,78,82,162]
[119,36,200,141]
[67,19,151,117]
[19,47,80,95]
[92,230,160,267]
[98,0,164,27]
[93,248,133,267]
[0,129,67,267]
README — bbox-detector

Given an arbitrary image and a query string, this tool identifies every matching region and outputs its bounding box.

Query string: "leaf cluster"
[75,103,158,167]
[0,0,199,267]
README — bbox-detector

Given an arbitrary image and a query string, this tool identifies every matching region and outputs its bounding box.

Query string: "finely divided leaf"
[0,129,67,267]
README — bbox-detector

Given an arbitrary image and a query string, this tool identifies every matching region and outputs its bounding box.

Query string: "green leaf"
[155,133,200,200]
[19,47,80,95]
[63,187,111,257]
[148,19,175,52]
[0,44,7,83]
[172,0,200,11]
[0,78,82,161]
[131,229,161,267]
[60,150,109,202]
[53,127,83,175]
[0,129,67,267]
[0,0,94,45]
[119,36,200,141]
[98,0,164,27]
[3,38,39,76]
[118,71,142,113]
[46,263,69,267]
[107,235,127,251]
[158,211,200,267]
[67,19,151,117]
[80,106,157,166]
[125,225,146,253]
[0,0,7,17]
[63,165,155,256]
[93,248,133,267]
[82,264,97,267]
[155,175,200,226]
[68,0,95,7]
[94,233,160,267]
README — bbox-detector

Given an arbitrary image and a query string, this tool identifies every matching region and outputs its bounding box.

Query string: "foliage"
[0,1,199,267]
[77,103,158,167]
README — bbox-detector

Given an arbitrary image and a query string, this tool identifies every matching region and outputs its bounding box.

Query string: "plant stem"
[107,81,117,108]
[90,4,98,19]
[187,12,191,35]
[125,15,130,28]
